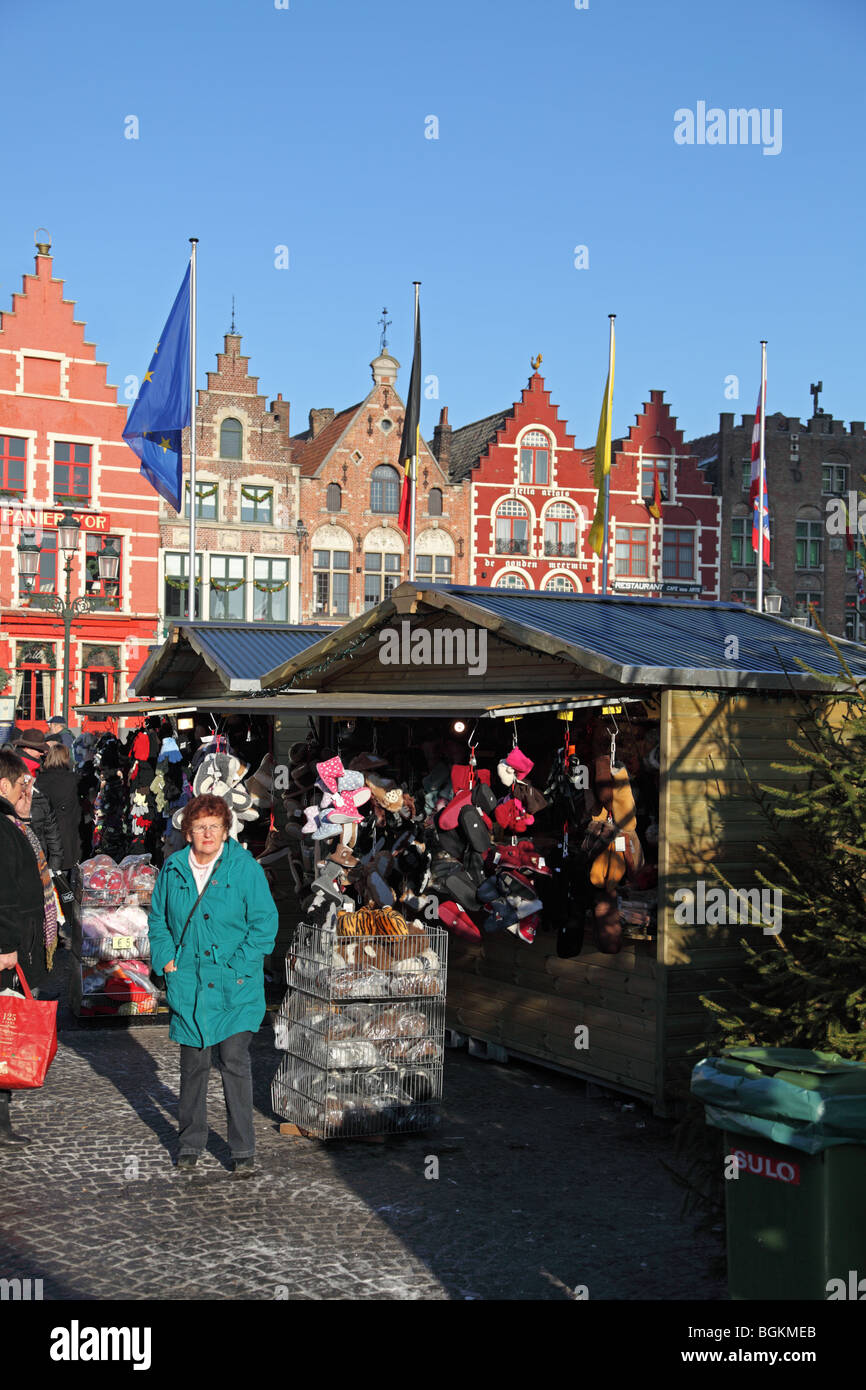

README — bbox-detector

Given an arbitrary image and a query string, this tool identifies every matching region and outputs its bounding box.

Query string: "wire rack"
[272,922,448,1138]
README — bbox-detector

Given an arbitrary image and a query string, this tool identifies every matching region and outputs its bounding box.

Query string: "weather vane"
[531,353,543,372]
[379,307,391,355]
[230,296,237,334]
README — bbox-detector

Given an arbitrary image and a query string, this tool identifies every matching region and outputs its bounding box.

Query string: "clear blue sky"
[1,0,863,447]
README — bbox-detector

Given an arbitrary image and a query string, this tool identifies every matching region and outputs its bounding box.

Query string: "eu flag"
[123,266,191,511]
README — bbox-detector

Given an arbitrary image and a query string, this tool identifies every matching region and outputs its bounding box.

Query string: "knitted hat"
[505,747,534,777]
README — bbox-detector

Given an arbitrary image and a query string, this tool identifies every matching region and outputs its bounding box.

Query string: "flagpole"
[600,314,615,596]
[187,237,198,622]
[757,339,767,613]
[408,281,420,583]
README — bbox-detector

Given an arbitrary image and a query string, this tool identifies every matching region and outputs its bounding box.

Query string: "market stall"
[78,584,866,1114]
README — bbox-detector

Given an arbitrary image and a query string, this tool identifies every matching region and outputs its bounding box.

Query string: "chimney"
[432,406,452,469]
[270,393,291,444]
[309,407,335,438]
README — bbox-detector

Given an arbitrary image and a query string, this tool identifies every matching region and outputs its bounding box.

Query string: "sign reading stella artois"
[1,506,111,532]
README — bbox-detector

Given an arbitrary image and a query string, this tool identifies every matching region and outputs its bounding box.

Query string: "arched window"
[220,417,243,460]
[543,573,576,592]
[428,488,443,516]
[326,482,342,513]
[544,502,577,557]
[494,498,530,555]
[495,572,528,589]
[519,430,549,485]
[370,464,400,514]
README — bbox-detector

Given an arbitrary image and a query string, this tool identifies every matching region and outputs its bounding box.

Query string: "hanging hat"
[505,747,534,778]
[347,752,389,772]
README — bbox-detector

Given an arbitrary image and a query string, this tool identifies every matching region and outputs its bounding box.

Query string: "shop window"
[364,551,401,609]
[164,552,202,620]
[209,554,246,620]
[220,418,243,460]
[822,463,848,495]
[19,527,57,597]
[519,431,549,485]
[0,435,27,494]
[615,526,649,578]
[240,485,273,524]
[427,488,442,516]
[731,516,756,567]
[184,480,218,521]
[85,533,122,608]
[495,572,528,589]
[641,458,669,502]
[14,646,55,723]
[254,557,289,622]
[53,441,91,502]
[313,549,350,617]
[370,465,400,514]
[796,520,823,569]
[543,573,576,592]
[326,483,342,513]
[662,529,695,580]
[544,502,576,557]
[495,499,529,555]
[80,646,118,706]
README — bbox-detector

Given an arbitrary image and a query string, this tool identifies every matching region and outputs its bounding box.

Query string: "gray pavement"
[0,949,726,1301]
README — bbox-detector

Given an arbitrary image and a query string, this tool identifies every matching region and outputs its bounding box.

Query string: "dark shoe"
[231,1156,255,1179]
[176,1152,199,1172]
[0,1128,30,1146]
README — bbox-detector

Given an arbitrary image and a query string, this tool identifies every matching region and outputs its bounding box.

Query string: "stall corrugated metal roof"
[429,587,866,687]
[131,623,334,697]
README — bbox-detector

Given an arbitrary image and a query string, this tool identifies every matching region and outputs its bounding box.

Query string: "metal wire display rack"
[272,919,448,1139]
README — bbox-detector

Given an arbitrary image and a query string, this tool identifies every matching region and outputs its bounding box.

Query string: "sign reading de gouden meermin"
[378,621,487,677]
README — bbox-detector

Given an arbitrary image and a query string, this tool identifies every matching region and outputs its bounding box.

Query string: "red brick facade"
[436,369,720,597]
[294,352,470,622]
[0,249,160,731]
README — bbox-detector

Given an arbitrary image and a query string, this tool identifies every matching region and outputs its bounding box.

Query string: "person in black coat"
[37,742,81,874]
[0,747,46,1145]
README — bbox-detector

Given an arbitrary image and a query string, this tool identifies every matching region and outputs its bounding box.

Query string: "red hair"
[180,793,232,839]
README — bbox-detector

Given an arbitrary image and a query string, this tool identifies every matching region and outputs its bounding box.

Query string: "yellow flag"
[588,326,615,556]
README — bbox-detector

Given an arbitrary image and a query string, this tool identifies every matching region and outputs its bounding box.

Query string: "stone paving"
[0,950,726,1301]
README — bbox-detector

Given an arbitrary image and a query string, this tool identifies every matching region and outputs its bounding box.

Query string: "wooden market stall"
[80,588,866,1112]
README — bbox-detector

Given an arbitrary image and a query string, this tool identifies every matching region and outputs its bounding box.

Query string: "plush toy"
[171,750,258,842]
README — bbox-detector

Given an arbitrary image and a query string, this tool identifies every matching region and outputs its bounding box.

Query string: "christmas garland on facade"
[165,575,289,593]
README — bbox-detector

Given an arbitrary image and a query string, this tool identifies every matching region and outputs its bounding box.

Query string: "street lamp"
[17,509,96,725]
[763,580,783,615]
[295,518,308,623]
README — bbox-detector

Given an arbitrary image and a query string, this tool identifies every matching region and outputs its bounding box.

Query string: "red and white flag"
[749,381,770,564]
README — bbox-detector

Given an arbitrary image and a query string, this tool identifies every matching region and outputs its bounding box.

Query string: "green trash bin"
[691,1047,866,1301]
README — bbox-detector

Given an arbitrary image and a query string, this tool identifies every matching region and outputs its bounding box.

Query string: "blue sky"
[1,0,863,447]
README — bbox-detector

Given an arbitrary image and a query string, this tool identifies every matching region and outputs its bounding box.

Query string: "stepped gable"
[0,253,118,403]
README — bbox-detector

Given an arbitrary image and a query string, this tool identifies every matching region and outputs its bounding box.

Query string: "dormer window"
[519,431,549,485]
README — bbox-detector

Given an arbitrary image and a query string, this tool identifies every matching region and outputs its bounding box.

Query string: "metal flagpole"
[757,339,767,613]
[187,238,198,622]
[408,281,420,583]
[600,314,615,596]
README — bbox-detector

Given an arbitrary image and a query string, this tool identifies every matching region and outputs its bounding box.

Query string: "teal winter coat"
[147,838,279,1048]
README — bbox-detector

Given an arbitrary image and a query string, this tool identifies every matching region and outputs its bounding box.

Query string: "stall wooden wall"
[657,687,807,1110]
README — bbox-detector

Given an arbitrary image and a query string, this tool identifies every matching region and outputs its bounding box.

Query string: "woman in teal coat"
[148,792,278,1177]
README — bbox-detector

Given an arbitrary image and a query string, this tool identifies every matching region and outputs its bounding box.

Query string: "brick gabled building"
[293,351,470,622]
[690,400,866,638]
[433,367,720,597]
[161,331,299,632]
[0,242,159,730]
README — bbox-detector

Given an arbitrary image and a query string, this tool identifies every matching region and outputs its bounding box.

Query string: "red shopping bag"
[0,965,58,1089]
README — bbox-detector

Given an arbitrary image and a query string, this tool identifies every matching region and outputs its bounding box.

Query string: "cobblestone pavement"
[0,951,726,1301]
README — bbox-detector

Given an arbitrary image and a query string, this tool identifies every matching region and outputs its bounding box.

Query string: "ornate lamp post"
[295,517,308,624]
[17,511,117,724]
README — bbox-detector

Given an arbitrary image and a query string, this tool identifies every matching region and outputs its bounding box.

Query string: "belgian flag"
[397,293,421,537]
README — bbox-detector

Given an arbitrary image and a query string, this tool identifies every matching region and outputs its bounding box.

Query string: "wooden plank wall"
[657,688,805,1107]
[446,932,659,1100]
